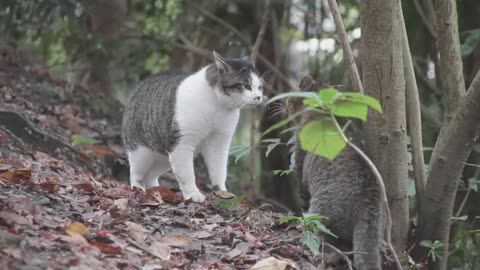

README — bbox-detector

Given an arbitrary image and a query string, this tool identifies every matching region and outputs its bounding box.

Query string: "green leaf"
[318,88,339,108]
[72,135,100,146]
[311,220,337,238]
[265,91,318,105]
[266,142,281,157]
[303,97,322,108]
[300,230,321,255]
[261,138,281,144]
[302,213,327,223]
[262,108,312,137]
[279,215,302,224]
[343,92,383,113]
[299,119,346,160]
[332,100,368,121]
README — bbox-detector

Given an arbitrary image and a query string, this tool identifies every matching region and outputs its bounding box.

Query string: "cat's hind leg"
[127,146,157,190]
[143,154,171,188]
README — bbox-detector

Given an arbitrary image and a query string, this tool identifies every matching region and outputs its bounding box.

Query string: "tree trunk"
[433,0,466,125]
[359,0,408,251]
[70,0,128,98]
[415,70,480,270]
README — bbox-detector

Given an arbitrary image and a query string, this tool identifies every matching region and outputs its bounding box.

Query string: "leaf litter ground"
[0,56,322,269]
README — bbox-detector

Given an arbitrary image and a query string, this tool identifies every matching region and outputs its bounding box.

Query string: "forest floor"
[0,55,322,269]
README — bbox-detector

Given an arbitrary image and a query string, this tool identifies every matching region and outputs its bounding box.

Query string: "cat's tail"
[352,215,383,270]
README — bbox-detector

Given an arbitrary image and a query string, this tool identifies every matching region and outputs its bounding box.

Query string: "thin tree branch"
[249,0,272,186]
[323,242,354,270]
[412,0,437,40]
[399,0,426,213]
[327,0,364,94]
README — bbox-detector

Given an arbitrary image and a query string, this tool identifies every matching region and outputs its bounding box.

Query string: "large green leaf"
[265,91,318,105]
[342,92,383,113]
[461,29,480,57]
[300,230,321,255]
[332,100,368,121]
[299,119,346,160]
[318,88,339,109]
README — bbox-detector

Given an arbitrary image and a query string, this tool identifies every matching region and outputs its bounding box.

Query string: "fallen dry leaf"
[0,211,30,226]
[3,248,22,259]
[150,241,171,260]
[89,241,122,255]
[113,198,129,210]
[190,230,214,240]
[0,168,31,183]
[59,231,89,246]
[223,248,242,261]
[160,234,189,247]
[38,181,60,193]
[0,163,13,171]
[103,187,130,199]
[250,257,299,270]
[146,187,179,203]
[86,145,117,158]
[74,182,95,192]
[214,190,236,199]
[65,222,89,237]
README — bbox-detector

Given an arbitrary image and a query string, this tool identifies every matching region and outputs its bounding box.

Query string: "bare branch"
[327,0,363,94]
[399,1,426,213]
[249,0,272,185]
[251,0,272,64]
[323,242,354,270]
[412,0,437,39]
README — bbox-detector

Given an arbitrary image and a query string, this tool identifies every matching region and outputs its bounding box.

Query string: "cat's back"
[303,139,382,240]
[122,69,190,153]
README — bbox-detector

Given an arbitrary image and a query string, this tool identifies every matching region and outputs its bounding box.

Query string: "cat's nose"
[254,96,261,101]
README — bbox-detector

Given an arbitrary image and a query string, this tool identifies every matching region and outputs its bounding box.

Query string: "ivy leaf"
[299,119,346,160]
[318,88,339,109]
[332,100,368,121]
[300,230,321,255]
[343,92,383,113]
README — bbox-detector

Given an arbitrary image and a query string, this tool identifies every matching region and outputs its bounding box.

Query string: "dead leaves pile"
[0,150,312,269]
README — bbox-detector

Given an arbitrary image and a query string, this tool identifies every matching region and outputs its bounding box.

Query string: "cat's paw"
[183,191,206,203]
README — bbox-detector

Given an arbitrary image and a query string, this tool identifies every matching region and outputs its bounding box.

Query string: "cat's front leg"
[169,146,206,203]
[201,134,231,191]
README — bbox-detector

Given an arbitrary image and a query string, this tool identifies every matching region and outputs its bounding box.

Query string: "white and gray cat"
[122,51,264,203]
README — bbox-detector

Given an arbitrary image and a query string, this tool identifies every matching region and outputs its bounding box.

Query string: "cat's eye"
[259,85,263,91]
[244,85,252,90]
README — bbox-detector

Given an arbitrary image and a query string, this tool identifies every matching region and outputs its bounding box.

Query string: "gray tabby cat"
[286,76,385,270]
[122,51,264,203]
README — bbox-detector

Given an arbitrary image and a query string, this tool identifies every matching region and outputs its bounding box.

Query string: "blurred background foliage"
[2,0,480,267]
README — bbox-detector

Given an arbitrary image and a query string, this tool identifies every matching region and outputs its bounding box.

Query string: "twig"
[126,238,167,260]
[249,0,272,186]
[455,168,480,217]
[326,0,363,94]
[412,0,437,40]
[331,114,403,270]
[323,242,354,270]
[399,1,426,213]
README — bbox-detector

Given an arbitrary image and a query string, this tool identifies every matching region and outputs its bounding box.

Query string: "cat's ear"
[213,51,231,73]
[242,56,254,66]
